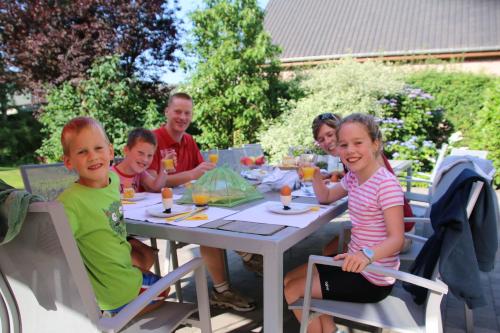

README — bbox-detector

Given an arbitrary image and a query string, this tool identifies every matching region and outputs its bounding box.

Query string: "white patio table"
[124,160,412,333]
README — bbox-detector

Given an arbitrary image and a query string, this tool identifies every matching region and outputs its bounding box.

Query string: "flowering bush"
[259,59,405,163]
[379,86,451,171]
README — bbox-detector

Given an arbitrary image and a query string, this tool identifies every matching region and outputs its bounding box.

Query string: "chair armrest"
[405,233,428,242]
[404,217,430,224]
[307,255,447,294]
[398,175,433,185]
[98,257,204,333]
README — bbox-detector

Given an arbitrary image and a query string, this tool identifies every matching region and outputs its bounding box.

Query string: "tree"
[0,53,21,122]
[37,56,165,162]
[0,0,181,90]
[183,0,297,149]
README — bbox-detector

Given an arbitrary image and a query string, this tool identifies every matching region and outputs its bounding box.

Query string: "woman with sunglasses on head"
[310,113,414,256]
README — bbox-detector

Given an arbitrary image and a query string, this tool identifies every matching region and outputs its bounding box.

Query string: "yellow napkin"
[165,212,209,222]
[121,200,136,205]
[309,206,321,212]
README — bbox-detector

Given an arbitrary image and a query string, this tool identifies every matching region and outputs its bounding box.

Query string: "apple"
[240,156,254,166]
[255,155,265,166]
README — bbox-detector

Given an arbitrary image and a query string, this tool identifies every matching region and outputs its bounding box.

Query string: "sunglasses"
[317,113,338,121]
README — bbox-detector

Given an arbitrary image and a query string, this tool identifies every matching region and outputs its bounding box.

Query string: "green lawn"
[0,167,24,189]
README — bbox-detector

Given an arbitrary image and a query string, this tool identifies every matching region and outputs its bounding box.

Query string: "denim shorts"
[104,272,167,315]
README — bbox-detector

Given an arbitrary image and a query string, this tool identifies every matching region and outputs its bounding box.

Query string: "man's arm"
[147,162,215,188]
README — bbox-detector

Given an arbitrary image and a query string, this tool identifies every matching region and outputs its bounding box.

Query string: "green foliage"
[0,112,43,165]
[406,70,494,145]
[37,56,165,161]
[183,0,299,149]
[469,79,500,187]
[259,60,405,163]
[0,167,24,189]
[380,87,451,171]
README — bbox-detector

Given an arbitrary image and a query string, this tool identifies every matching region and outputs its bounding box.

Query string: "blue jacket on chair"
[404,168,499,308]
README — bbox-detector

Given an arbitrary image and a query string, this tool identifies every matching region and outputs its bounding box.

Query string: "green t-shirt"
[58,172,142,310]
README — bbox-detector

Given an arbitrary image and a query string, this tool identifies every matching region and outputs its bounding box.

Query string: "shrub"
[0,112,43,165]
[469,78,500,187]
[380,86,451,171]
[37,56,165,161]
[259,59,405,163]
[406,70,494,146]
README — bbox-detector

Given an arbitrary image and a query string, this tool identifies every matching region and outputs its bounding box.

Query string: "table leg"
[263,248,283,333]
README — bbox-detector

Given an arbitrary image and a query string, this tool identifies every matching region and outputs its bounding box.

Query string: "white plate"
[120,192,147,201]
[241,169,268,180]
[266,203,311,215]
[146,204,193,218]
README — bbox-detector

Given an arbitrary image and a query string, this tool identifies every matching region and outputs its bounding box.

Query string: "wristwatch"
[361,247,374,264]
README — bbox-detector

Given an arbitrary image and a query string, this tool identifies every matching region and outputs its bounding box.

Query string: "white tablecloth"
[223,201,338,228]
[125,204,237,228]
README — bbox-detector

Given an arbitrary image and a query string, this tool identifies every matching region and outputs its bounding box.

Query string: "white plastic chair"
[0,201,212,333]
[400,144,448,213]
[450,148,488,159]
[291,164,486,333]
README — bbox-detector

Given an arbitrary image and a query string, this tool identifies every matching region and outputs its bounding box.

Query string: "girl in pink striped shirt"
[284,113,405,333]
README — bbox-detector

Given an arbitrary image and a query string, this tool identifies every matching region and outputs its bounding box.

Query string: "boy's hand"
[333,252,370,273]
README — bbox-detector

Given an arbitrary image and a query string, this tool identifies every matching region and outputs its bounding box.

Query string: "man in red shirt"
[148,92,256,312]
[149,93,214,187]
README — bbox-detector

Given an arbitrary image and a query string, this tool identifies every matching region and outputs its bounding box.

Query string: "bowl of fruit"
[240,155,265,169]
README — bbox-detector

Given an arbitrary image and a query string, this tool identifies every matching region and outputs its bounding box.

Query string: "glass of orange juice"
[163,158,175,172]
[208,148,219,165]
[299,154,317,194]
[301,165,315,181]
[161,149,176,173]
[192,185,210,207]
[123,187,135,199]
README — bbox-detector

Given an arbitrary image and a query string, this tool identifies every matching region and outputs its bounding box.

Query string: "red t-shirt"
[149,126,204,174]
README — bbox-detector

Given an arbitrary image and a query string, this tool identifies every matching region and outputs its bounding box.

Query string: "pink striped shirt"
[340,167,404,285]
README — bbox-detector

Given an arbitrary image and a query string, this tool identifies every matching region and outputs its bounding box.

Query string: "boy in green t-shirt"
[57,116,168,314]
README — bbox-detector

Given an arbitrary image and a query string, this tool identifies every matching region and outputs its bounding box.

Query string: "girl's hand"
[333,252,370,273]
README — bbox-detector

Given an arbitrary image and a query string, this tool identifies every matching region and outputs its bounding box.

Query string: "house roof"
[264,0,500,64]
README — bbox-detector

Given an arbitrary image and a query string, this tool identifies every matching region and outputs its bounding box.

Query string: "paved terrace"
[171,190,500,333]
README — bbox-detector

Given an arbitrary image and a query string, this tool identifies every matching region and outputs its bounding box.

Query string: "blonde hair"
[61,117,109,156]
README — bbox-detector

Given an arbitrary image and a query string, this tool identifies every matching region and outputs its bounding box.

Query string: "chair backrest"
[429,143,449,182]
[0,202,101,332]
[20,163,78,201]
[242,143,263,157]
[226,147,247,172]
[450,148,488,159]
[201,149,241,171]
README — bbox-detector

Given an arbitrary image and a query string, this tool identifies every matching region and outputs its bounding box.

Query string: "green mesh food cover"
[177,166,263,207]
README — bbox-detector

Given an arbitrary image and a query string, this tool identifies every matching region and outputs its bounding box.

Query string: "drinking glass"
[161,149,176,173]
[298,154,317,194]
[191,184,210,207]
[208,148,219,165]
[123,187,135,199]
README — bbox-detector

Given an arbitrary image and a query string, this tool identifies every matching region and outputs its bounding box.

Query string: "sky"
[161,0,270,85]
